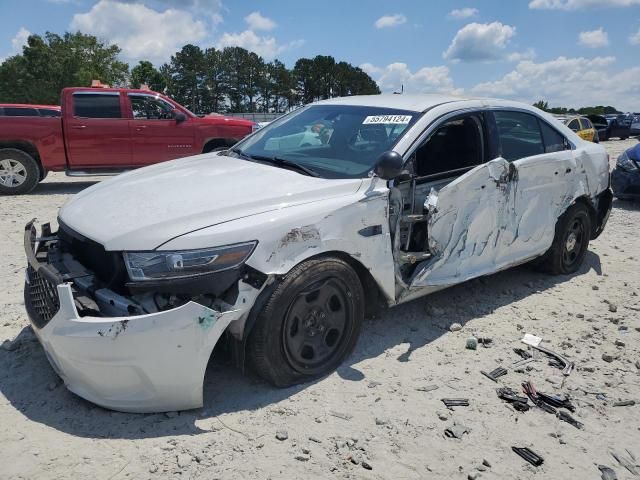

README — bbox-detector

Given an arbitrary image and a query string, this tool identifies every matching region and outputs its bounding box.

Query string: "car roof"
[315,94,470,112]
[0,103,60,109]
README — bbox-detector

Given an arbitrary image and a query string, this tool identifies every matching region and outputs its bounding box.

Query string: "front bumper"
[23,221,256,413]
[611,166,640,199]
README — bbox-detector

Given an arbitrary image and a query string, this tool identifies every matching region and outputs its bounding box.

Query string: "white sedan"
[24,94,612,412]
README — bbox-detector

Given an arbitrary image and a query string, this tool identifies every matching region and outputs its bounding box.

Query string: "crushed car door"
[409,110,577,288]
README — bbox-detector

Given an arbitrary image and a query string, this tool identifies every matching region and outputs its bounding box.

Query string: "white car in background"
[24,94,612,412]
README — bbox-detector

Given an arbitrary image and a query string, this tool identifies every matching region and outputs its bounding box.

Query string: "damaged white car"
[24,95,612,412]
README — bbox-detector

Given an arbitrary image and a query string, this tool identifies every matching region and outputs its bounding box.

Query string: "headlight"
[123,241,257,281]
[617,150,638,172]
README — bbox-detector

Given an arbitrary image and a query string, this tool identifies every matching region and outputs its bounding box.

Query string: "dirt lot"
[1,139,639,480]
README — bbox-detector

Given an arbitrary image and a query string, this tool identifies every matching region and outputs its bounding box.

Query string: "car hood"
[59,154,363,250]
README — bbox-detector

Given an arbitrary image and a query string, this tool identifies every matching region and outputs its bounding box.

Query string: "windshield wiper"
[233,149,319,177]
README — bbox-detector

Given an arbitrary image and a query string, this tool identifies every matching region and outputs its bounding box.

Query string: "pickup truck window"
[129,94,174,120]
[39,108,61,117]
[73,93,122,119]
[3,107,39,116]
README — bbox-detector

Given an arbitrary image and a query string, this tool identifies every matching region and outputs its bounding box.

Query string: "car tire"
[0,149,40,195]
[247,256,364,387]
[537,202,592,275]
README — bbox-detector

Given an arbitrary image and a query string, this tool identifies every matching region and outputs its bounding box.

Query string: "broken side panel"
[410,153,578,287]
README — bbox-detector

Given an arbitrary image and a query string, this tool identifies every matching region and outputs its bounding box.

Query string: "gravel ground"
[1,139,639,480]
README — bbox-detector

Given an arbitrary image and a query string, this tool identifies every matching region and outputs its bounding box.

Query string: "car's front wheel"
[0,149,40,195]
[537,202,592,275]
[248,256,364,387]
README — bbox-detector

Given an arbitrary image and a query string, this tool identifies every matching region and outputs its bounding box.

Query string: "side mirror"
[373,151,405,180]
[172,109,187,123]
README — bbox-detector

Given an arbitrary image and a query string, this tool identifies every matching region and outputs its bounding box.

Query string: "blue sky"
[2,0,640,110]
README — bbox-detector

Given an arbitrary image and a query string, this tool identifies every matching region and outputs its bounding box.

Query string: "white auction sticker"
[363,115,412,125]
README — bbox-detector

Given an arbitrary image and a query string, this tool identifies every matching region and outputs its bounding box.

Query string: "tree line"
[533,100,621,116]
[0,31,380,114]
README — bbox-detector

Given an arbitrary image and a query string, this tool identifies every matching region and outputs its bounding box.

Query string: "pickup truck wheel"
[0,149,40,195]
[248,257,364,387]
[537,203,591,275]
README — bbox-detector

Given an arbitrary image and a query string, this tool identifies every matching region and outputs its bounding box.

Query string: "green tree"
[163,44,206,114]
[292,55,379,105]
[202,47,227,113]
[271,59,295,112]
[292,58,316,104]
[533,100,549,111]
[221,47,251,112]
[130,60,166,92]
[0,31,128,104]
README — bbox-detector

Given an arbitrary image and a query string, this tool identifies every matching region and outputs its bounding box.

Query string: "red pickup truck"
[0,87,256,194]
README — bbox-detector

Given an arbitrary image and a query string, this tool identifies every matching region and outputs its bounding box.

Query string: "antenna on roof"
[393,84,404,95]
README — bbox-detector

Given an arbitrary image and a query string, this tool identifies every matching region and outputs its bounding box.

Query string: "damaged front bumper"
[23,220,259,413]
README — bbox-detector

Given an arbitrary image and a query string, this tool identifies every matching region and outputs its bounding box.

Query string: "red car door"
[65,91,133,168]
[127,93,196,165]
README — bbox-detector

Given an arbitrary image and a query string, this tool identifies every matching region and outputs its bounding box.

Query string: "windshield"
[231,104,420,178]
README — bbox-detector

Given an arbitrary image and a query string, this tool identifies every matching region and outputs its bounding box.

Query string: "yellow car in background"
[561,115,599,143]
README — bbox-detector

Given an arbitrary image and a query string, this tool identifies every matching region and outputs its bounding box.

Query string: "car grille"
[26,266,60,328]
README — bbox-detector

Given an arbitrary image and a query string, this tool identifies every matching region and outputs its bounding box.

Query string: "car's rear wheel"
[537,203,592,275]
[0,149,40,195]
[248,257,364,387]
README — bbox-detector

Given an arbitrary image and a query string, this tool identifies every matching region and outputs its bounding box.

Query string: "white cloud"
[360,62,463,95]
[244,11,276,31]
[578,28,609,47]
[374,14,407,29]
[11,27,31,52]
[630,28,640,45]
[215,9,302,59]
[529,0,640,9]
[216,30,303,60]
[1,27,30,63]
[471,56,640,110]
[507,48,536,62]
[448,7,479,19]
[120,0,223,20]
[70,0,207,64]
[443,22,516,62]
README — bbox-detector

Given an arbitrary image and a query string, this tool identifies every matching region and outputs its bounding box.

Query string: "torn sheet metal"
[410,151,606,288]
[33,282,259,413]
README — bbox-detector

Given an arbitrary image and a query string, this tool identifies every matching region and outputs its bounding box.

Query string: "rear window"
[494,111,544,161]
[2,107,39,116]
[73,93,122,119]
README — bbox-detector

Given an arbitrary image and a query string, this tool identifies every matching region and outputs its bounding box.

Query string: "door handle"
[72,125,87,129]
[135,125,148,132]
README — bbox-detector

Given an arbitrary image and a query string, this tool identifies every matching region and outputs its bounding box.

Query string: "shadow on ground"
[0,250,602,440]
[31,181,99,196]
[612,198,640,212]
